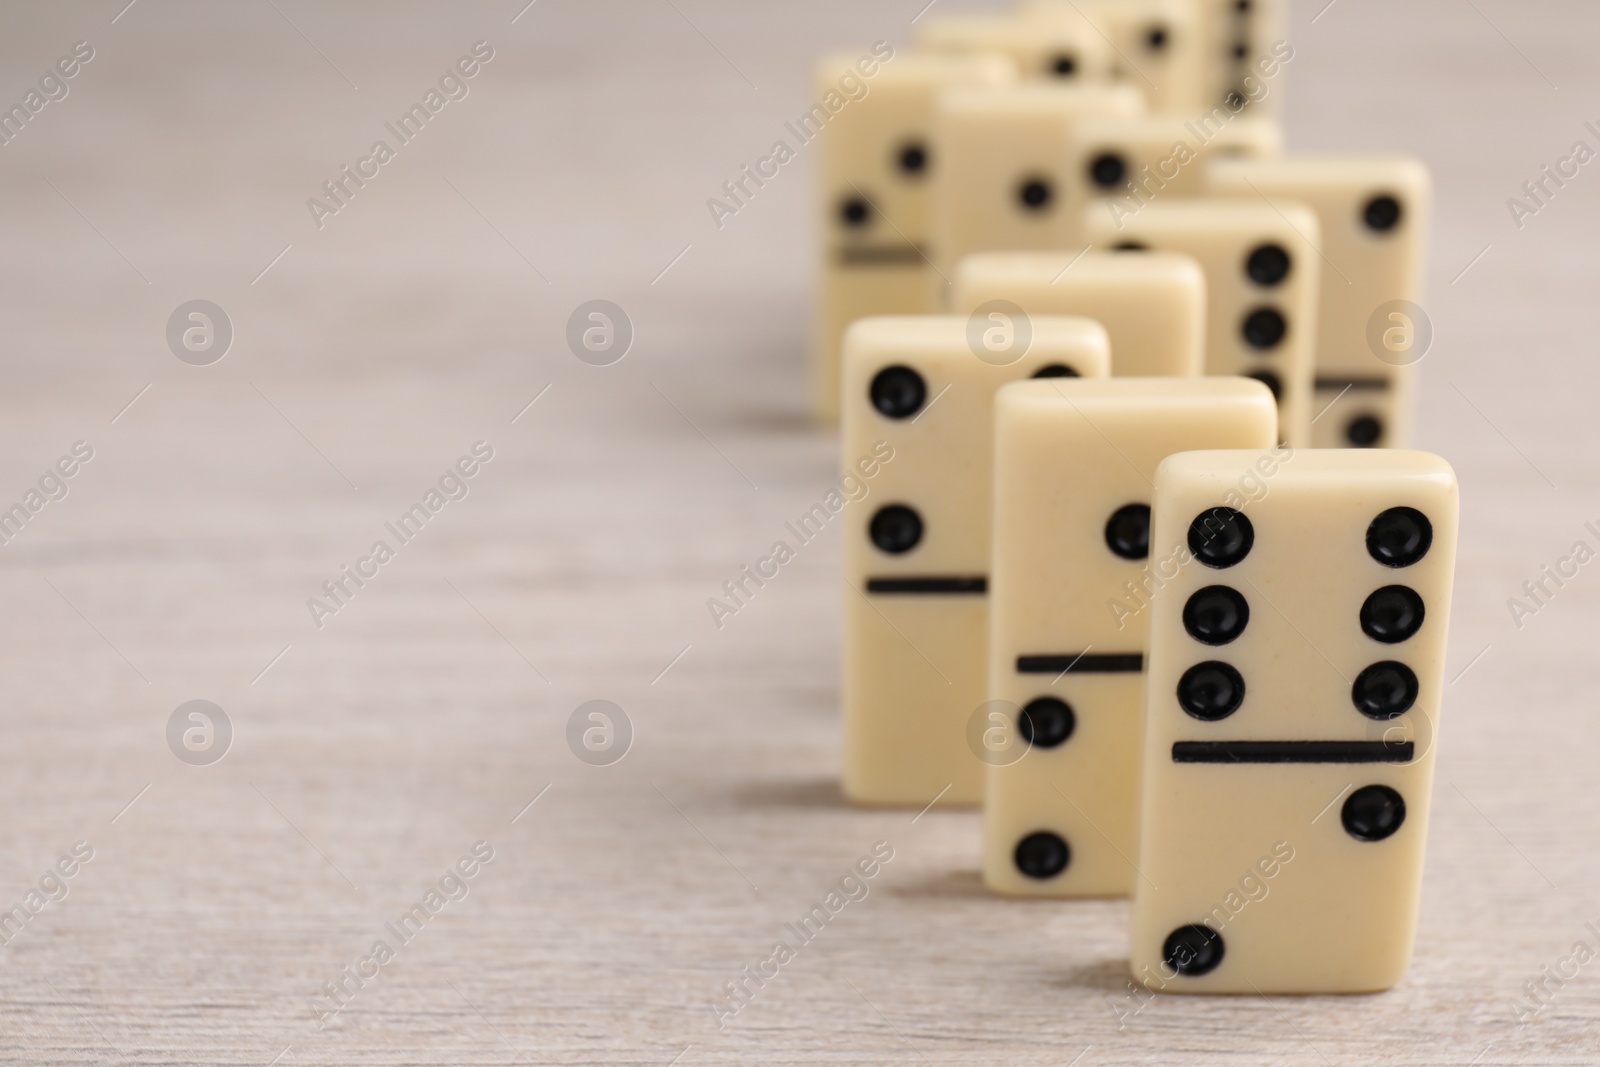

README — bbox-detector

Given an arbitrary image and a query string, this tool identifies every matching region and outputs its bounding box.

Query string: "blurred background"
[0,1,1595,1063]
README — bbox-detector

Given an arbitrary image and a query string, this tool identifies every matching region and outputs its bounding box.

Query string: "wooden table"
[0,0,1593,1062]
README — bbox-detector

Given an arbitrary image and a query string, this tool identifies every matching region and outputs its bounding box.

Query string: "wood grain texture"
[0,1,1594,1063]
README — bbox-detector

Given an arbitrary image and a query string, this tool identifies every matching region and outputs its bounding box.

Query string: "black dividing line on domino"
[1171,740,1415,764]
[836,246,926,266]
[1314,376,1390,391]
[865,576,988,595]
[1015,653,1144,674]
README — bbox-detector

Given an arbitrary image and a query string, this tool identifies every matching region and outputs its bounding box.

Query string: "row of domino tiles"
[813,0,1429,454]
[824,0,1456,994]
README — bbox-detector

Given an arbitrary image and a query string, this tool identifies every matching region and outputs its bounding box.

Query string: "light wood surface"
[0,1,1596,1063]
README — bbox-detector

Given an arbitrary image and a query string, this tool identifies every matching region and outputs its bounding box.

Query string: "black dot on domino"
[1014,831,1070,879]
[1245,370,1281,402]
[1352,661,1418,719]
[1178,662,1245,720]
[869,365,926,419]
[1019,698,1075,748]
[1145,25,1169,51]
[869,505,922,555]
[1342,785,1406,841]
[840,196,871,228]
[1105,504,1152,560]
[1360,585,1424,643]
[1367,507,1433,567]
[1089,153,1128,188]
[1232,41,1248,60]
[1115,242,1148,252]
[1184,586,1249,645]
[1163,924,1225,976]
[1018,177,1053,211]
[1187,507,1253,568]
[1241,307,1287,349]
[897,141,928,176]
[1245,243,1290,286]
[1346,414,1383,447]
[1363,194,1403,233]
[1050,53,1077,77]
[1033,363,1079,379]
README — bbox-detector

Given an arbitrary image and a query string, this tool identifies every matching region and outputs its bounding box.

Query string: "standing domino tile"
[952,250,1206,378]
[1207,156,1433,448]
[984,379,1278,897]
[842,316,1110,807]
[1057,114,1281,247]
[1029,0,1211,113]
[915,10,1113,84]
[930,84,1144,289]
[1084,200,1320,447]
[1192,0,1290,116]
[1130,449,1458,993]
[813,51,1015,423]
